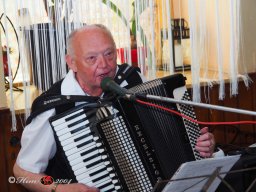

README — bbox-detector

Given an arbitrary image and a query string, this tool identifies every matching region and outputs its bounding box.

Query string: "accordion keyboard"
[50,106,122,191]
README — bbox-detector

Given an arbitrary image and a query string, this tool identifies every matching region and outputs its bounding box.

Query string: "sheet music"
[162,155,240,192]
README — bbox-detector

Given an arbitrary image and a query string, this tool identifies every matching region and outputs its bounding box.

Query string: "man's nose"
[97,54,108,68]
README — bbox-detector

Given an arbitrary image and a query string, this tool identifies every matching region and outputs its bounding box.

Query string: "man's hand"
[195,127,215,158]
[56,183,100,192]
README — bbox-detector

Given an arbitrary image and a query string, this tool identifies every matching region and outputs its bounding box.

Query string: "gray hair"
[66,24,116,56]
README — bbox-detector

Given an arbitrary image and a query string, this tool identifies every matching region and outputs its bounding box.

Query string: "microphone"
[101,77,131,98]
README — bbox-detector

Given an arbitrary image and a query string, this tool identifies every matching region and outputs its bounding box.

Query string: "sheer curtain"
[0,0,249,131]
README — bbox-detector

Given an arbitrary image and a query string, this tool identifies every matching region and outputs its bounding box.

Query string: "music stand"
[159,155,240,192]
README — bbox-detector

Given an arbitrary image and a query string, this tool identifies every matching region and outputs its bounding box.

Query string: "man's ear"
[65,54,77,72]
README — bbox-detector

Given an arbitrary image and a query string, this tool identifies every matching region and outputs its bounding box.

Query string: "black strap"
[26,64,142,125]
[114,63,141,85]
[26,95,100,124]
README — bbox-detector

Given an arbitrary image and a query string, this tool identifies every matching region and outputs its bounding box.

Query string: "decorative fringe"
[0,0,251,132]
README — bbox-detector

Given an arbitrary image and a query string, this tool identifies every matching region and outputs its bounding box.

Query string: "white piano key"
[74,167,88,176]
[83,156,102,167]
[72,161,86,171]
[61,127,91,146]
[76,163,110,182]
[77,169,109,181]
[63,142,79,152]
[55,113,86,127]
[56,120,89,136]
[108,173,115,178]
[74,163,105,176]
[69,156,83,166]
[67,142,95,161]
[80,179,93,186]
[64,135,94,154]
[58,131,73,141]
[69,145,97,165]
[65,139,95,156]
[100,184,116,192]
[62,130,92,150]
[81,149,99,160]
[78,176,92,185]
[115,185,121,190]
[58,126,88,141]
[51,109,84,126]
[94,177,112,188]
[76,172,91,181]
[112,179,118,184]
[54,113,87,131]
[88,164,107,174]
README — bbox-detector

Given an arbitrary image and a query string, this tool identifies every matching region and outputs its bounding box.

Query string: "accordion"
[49,74,202,191]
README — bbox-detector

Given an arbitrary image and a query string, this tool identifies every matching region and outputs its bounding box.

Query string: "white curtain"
[0,0,250,131]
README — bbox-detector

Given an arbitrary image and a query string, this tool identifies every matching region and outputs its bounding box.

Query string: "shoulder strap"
[27,64,143,125]
[26,79,100,125]
[114,63,142,87]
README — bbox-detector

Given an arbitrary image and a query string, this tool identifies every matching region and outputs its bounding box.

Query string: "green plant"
[102,0,152,65]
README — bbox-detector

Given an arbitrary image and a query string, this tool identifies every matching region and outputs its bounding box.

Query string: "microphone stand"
[133,94,256,117]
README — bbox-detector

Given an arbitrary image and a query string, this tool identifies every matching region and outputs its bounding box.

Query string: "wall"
[191,72,256,152]
[0,110,28,192]
[239,0,256,73]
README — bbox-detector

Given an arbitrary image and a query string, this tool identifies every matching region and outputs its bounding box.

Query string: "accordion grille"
[99,113,153,191]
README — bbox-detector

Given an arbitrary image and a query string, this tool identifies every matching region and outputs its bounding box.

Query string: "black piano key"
[68,117,88,128]
[104,188,116,192]
[70,121,95,133]
[92,173,110,183]
[86,159,102,169]
[70,125,87,134]
[65,111,85,121]
[74,132,92,142]
[97,181,114,190]
[80,146,97,157]
[83,153,100,162]
[89,167,107,177]
[77,139,94,148]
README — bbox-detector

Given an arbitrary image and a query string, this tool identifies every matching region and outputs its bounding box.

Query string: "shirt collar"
[61,70,86,96]
[61,66,128,96]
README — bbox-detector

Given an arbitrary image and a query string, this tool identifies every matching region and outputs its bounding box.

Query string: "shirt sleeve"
[16,109,57,173]
[212,148,225,158]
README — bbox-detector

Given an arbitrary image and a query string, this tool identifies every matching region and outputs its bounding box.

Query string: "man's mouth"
[99,72,110,79]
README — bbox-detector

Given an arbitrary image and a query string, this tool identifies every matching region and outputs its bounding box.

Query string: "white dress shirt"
[16,68,141,173]
[16,69,222,174]
[17,70,89,173]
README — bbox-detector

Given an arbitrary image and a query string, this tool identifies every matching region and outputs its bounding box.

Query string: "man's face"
[68,28,117,96]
